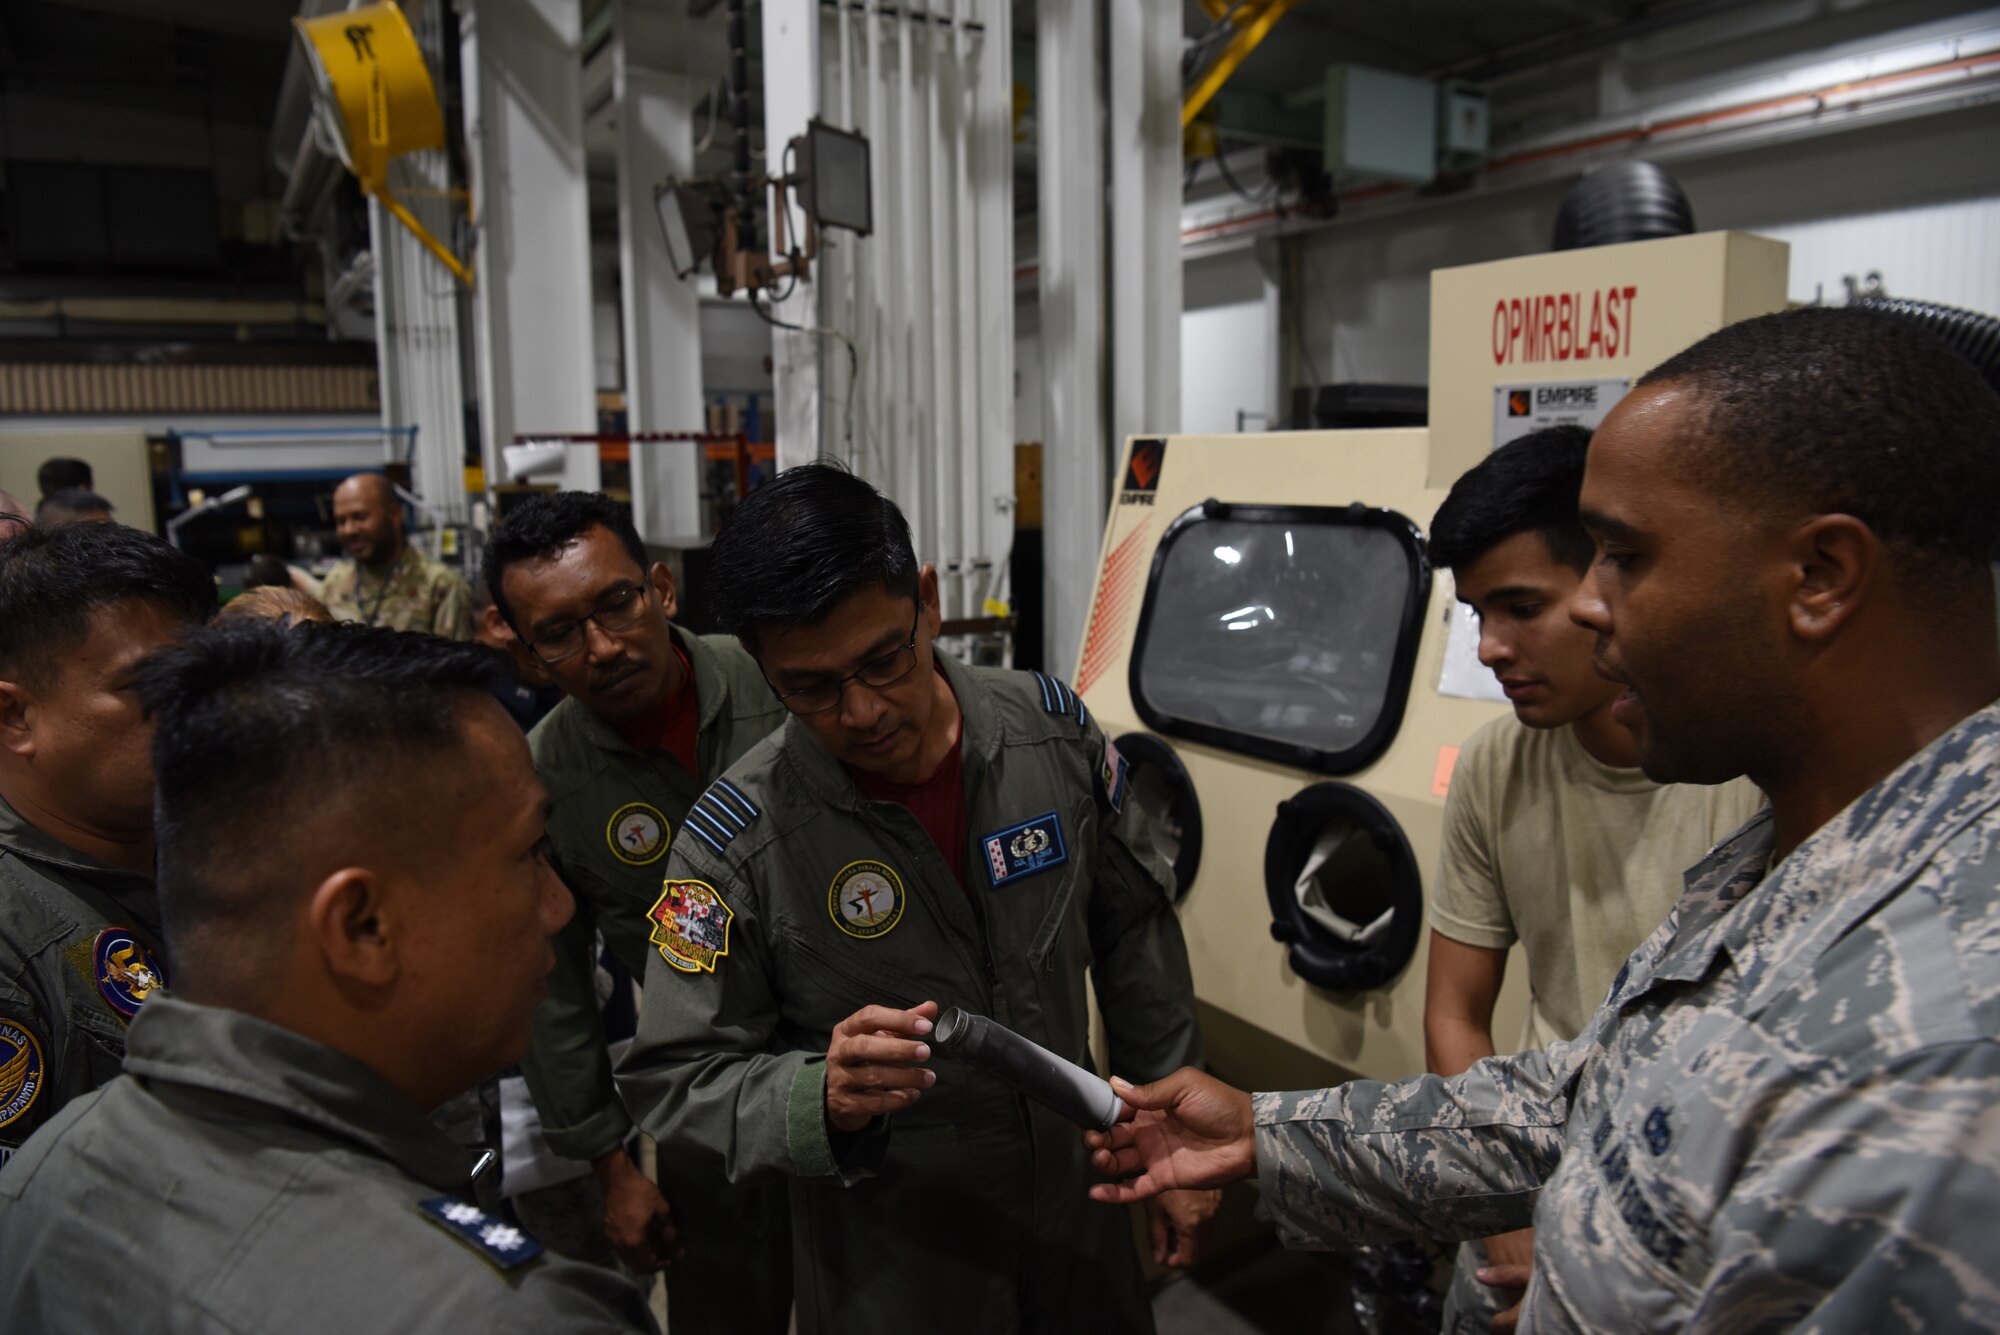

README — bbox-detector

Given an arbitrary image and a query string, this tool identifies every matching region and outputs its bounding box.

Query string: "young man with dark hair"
[615,462,1209,1335]
[0,522,216,1166]
[1423,426,1760,1329]
[484,491,790,1334]
[1087,307,2000,1329]
[0,621,656,1333]
[320,472,474,639]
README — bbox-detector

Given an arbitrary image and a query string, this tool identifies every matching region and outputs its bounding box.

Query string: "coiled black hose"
[1553,160,1696,251]
[1848,295,2000,399]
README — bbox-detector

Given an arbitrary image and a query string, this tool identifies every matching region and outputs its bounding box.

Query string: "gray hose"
[931,1007,1124,1131]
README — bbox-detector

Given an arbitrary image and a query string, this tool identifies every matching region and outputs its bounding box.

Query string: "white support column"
[1107,0,1181,444]
[1036,0,1105,678]
[763,0,822,472]
[615,0,704,542]
[371,1,468,525]
[461,0,600,493]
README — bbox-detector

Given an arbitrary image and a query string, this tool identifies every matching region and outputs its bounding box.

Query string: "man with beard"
[1083,307,2000,1331]
[319,472,473,639]
[485,492,789,1334]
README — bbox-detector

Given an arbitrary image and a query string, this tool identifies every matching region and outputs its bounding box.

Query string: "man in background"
[0,621,656,1333]
[1422,425,1762,1329]
[486,492,789,1334]
[0,522,216,1165]
[319,472,473,639]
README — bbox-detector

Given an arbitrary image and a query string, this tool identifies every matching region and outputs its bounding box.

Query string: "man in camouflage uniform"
[1084,308,2000,1330]
[485,492,790,1333]
[0,622,654,1333]
[0,522,215,1166]
[319,471,473,639]
[615,464,1211,1335]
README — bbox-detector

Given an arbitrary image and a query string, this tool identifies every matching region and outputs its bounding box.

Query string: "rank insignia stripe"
[92,928,167,1020]
[1030,671,1086,727]
[605,801,671,866]
[829,860,907,940]
[682,780,761,857]
[982,812,1070,889]
[647,879,735,973]
[0,1021,46,1130]
[416,1197,545,1270]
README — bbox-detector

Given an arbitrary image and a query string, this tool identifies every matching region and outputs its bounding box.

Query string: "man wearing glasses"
[614,463,1210,1335]
[484,493,789,1335]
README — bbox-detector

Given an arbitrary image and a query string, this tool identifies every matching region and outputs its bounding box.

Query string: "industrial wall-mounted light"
[798,118,873,237]
[293,0,474,287]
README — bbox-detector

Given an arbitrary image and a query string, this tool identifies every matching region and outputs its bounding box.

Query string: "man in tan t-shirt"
[1423,426,1761,1331]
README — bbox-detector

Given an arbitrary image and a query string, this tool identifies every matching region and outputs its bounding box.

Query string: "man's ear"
[307,866,399,989]
[1788,514,1877,644]
[917,564,942,639]
[649,561,679,622]
[0,679,34,759]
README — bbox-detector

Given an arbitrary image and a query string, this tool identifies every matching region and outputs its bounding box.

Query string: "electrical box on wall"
[1438,81,1490,167]
[1321,64,1437,185]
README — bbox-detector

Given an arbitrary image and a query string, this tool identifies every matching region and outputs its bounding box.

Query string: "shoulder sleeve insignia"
[647,880,735,973]
[606,802,671,866]
[417,1197,544,1271]
[93,928,168,1020]
[0,1020,46,1131]
[982,811,1071,889]
[1099,735,1128,814]
[1031,672,1089,728]
[680,780,761,859]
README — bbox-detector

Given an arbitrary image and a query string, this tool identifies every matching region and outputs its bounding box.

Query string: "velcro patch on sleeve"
[680,780,761,858]
[647,879,735,973]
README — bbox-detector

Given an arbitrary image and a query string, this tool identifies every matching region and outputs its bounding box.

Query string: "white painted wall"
[1180,245,1282,436]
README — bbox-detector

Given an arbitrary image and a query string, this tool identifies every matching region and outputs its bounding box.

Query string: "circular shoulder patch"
[93,928,168,1020]
[0,1020,46,1129]
[828,860,906,940]
[606,803,671,866]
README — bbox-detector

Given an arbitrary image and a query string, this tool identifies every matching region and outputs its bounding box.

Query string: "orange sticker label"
[1432,745,1461,798]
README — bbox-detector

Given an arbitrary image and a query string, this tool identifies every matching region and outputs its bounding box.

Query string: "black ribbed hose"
[1848,295,2000,400]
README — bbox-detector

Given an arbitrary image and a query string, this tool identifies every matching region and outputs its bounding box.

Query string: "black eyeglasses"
[769,610,921,715]
[527,583,651,664]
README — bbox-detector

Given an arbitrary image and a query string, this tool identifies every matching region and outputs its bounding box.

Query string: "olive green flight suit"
[0,996,656,1333]
[0,792,168,1166]
[521,626,791,1332]
[616,657,1203,1335]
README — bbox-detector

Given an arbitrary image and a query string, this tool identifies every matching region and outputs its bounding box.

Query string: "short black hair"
[1429,425,1595,575]
[132,621,511,999]
[705,462,920,650]
[1639,306,2000,596]
[35,489,114,524]
[0,522,218,687]
[37,457,92,497]
[483,491,650,630]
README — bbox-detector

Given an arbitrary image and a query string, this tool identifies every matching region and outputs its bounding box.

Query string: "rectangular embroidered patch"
[417,1197,544,1271]
[982,811,1070,888]
[1100,736,1128,814]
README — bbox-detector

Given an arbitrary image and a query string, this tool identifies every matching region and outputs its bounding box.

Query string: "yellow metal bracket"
[294,1,475,287]
[1182,0,1300,132]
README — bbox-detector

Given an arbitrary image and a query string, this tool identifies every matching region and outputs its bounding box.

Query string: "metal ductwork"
[1553,160,1695,252]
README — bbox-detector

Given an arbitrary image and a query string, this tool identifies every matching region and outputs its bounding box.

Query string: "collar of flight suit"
[121,995,478,1192]
[773,650,1005,812]
[0,788,161,939]
[559,623,743,762]
[1631,701,2000,1020]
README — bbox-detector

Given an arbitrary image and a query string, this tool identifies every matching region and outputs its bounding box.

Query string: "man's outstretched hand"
[1084,1068,1257,1205]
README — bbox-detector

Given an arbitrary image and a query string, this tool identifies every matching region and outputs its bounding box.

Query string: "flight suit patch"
[648,880,734,973]
[982,812,1069,888]
[828,861,906,940]
[1100,736,1128,813]
[416,1197,545,1270]
[0,1020,46,1130]
[92,929,168,1020]
[606,802,671,866]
